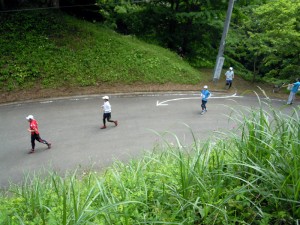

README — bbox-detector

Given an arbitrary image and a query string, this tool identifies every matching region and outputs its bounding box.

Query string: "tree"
[97,0,228,66]
[227,0,300,81]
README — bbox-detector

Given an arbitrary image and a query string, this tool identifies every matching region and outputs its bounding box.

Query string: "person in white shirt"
[225,67,234,89]
[101,96,118,129]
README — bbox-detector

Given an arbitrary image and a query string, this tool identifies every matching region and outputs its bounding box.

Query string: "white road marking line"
[40,101,53,104]
[156,93,242,106]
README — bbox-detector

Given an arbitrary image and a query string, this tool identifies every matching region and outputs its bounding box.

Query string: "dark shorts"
[103,113,111,120]
[226,80,232,85]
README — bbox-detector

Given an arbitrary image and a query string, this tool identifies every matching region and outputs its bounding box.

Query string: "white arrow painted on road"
[156,93,242,106]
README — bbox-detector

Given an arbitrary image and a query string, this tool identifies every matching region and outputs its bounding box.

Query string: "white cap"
[229,67,233,70]
[204,85,208,89]
[102,96,109,100]
[26,115,34,120]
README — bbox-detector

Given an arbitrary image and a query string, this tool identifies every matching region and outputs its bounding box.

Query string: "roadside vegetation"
[0,100,299,224]
[0,10,201,92]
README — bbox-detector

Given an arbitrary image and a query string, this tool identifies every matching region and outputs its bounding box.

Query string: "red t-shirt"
[29,119,39,135]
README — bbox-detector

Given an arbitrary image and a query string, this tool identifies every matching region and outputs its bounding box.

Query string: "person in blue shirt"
[287,78,300,105]
[200,85,211,114]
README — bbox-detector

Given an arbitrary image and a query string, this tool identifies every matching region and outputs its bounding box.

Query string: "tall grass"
[0,101,299,224]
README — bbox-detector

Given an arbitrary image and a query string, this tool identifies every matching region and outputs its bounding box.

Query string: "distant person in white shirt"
[100,96,118,129]
[225,67,234,89]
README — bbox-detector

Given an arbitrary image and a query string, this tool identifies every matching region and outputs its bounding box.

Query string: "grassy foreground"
[0,101,299,224]
[0,10,201,92]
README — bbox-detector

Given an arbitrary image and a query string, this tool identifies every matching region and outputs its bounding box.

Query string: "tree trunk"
[0,0,5,10]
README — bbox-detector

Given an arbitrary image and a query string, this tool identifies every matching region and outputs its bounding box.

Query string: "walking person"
[287,78,300,105]
[225,67,234,89]
[101,96,118,129]
[200,85,211,115]
[26,115,51,154]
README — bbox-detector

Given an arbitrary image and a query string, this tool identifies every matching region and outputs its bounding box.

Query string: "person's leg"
[29,134,37,153]
[101,113,108,129]
[203,101,207,111]
[291,92,296,104]
[31,135,35,150]
[287,92,295,104]
[36,134,51,149]
[107,113,118,126]
[228,80,232,89]
[201,100,205,111]
[201,100,207,112]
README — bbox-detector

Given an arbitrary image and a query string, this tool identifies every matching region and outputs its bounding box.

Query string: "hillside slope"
[0,10,285,103]
[0,10,201,100]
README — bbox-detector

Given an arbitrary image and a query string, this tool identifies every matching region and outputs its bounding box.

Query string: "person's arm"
[29,128,38,133]
[283,83,294,88]
[28,124,38,133]
[208,91,211,98]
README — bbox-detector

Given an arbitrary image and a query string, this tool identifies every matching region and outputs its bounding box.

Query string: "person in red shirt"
[26,115,51,154]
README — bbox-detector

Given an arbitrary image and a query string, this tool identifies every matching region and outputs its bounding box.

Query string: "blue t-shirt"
[201,89,211,101]
[291,81,300,93]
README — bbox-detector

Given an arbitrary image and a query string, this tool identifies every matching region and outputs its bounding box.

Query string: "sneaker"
[100,125,106,129]
[114,121,118,126]
[47,143,51,149]
[28,149,35,154]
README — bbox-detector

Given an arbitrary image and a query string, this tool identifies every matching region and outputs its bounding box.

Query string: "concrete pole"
[212,0,235,82]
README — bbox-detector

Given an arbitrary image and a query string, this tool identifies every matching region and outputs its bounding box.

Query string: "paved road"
[0,92,293,187]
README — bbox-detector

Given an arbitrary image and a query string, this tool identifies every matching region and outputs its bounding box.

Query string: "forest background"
[92,0,299,83]
[0,0,299,99]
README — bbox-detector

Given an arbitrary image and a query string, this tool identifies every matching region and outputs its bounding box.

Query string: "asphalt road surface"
[0,92,294,187]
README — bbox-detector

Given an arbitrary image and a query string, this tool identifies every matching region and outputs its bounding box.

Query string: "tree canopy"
[227,0,300,82]
[95,0,300,81]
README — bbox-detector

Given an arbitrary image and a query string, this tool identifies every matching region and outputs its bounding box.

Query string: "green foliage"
[0,100,299,224]
[227,0,300,81]
[0,10,201,91]
[96,0,227,67]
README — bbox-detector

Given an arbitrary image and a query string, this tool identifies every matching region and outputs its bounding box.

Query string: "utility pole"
[213,0,235,82]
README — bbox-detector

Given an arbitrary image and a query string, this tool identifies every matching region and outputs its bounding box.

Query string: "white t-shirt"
[102,101,111,113]
[225,70,234,80]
